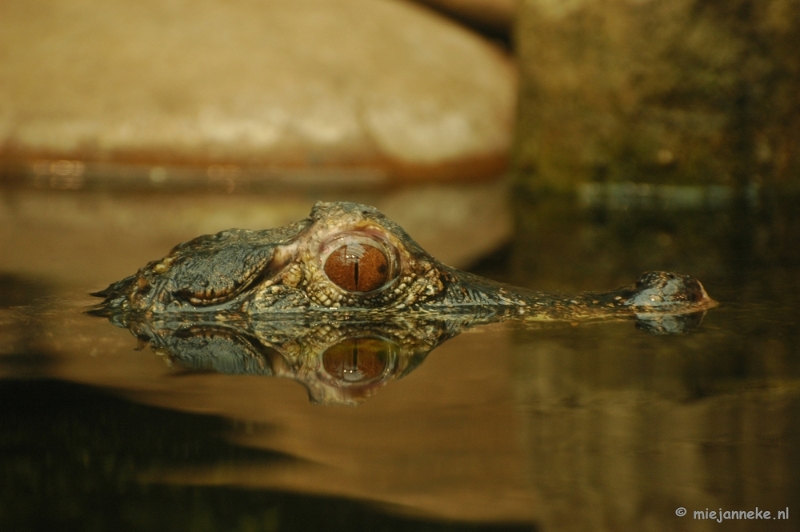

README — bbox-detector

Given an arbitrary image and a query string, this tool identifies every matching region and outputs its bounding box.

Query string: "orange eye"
[322,337,394,384]
[323,242,390,292]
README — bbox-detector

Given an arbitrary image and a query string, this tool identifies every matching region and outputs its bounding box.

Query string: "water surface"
[1,192,798,532]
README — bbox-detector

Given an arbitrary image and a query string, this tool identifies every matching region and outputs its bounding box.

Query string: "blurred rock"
[514,0,800,190]
[0,0,516,183]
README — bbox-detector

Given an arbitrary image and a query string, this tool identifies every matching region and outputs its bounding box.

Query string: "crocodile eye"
[321,337,396,384]
[322,235,395,292]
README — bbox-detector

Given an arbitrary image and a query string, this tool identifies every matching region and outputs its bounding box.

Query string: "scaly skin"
[92,201,717,322]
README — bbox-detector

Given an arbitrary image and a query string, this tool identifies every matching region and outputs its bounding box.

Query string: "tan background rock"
[0,0,516,182]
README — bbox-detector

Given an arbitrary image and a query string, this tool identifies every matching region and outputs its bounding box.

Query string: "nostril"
[685,280,707,302]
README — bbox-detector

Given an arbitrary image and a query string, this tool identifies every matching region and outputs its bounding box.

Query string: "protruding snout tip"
[630,271,718,312]
[696,280,719,310]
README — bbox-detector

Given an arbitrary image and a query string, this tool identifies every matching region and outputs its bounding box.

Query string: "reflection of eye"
[322,235,395,293]
[321,337,396,384]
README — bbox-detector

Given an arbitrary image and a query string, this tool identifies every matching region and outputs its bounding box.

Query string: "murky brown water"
[1,189,798,532]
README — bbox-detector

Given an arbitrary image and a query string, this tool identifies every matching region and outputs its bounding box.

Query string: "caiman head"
[93,201,716,322]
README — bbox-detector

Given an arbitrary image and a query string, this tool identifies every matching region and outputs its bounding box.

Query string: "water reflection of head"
[121,317,447,406]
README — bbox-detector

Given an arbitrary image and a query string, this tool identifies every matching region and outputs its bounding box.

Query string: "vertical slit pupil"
[324,242,390,293]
